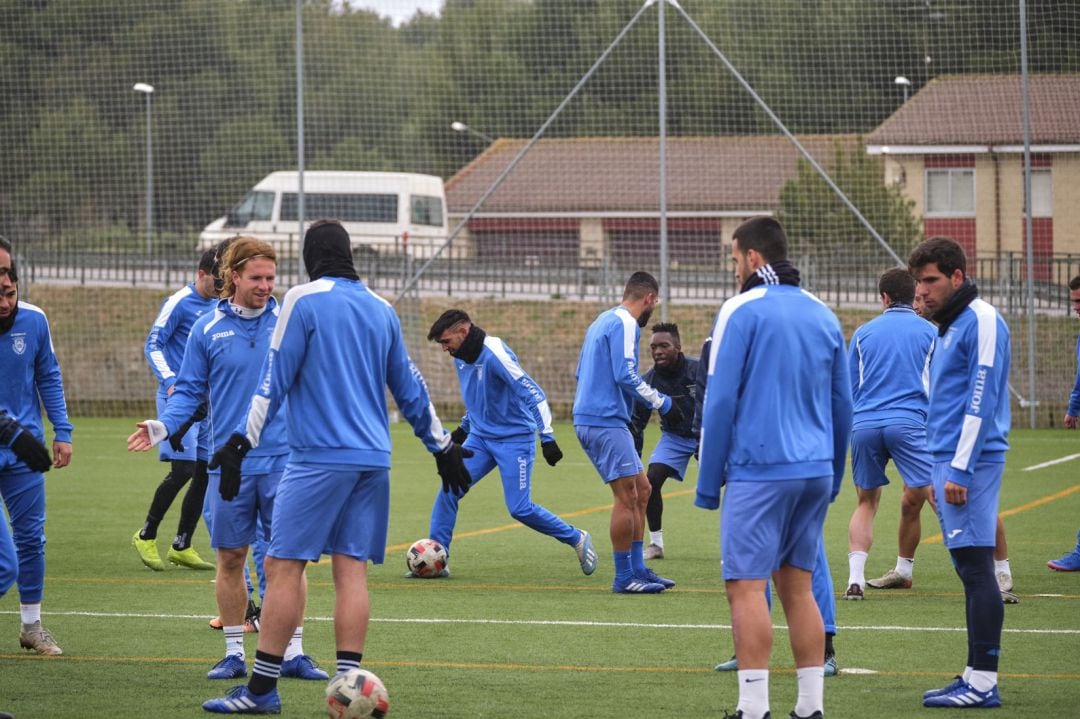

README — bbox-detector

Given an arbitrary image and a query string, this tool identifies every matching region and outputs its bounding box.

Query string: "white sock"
[794,666,825,717]
[20,603,41,626]
[962,666,973,682]
[736,669,769,719]
[895,556,915,578]
[994,558,1011,576]
[968,670,997,692]
[224,626,245,659]
[284,626,304,661]
[649,530,664,549]
[847,551,868,587]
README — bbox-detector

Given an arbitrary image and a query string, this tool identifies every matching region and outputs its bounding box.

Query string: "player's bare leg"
[775,564,826,719]
[846,486,880,597]
[332,554,369,655]
[255,556,307,658]
[727,577,774,718]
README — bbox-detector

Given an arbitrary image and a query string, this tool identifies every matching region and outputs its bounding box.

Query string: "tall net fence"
[2,0,1079,424]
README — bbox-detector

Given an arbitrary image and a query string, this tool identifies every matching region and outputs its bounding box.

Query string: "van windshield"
[280,193,397,223]
[411,195,445,227]
[225,191,275,227]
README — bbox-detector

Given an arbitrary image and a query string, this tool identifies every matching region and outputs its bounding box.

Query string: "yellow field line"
[924,483,1080,545]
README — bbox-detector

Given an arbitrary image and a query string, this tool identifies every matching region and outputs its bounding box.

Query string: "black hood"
[303,223,359,281]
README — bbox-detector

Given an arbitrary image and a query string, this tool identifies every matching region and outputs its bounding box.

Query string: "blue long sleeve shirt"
[849,306,936,430]
[696,285,852,510]
[455,336,555,442]
[926,298,1011,485]
[1068,335,1080,417]
[0,302,72,447]
[162,298,287,471]
[144,283,217,394]
[240,277,450,468]
[572,306,671,427]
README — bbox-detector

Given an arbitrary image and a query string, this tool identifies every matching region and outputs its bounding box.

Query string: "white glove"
[143,419,169,447]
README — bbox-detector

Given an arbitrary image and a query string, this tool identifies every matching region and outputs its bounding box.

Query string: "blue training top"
[0,301,72,448]
[144,282,217,395]
[696,284,852,510]
[849,306,936,430]
[1069,334,1080,418]
[240,277,450,468]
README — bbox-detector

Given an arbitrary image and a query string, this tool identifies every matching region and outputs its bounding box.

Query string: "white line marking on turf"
[1022,453,1080,471]
[3,610,1079,635]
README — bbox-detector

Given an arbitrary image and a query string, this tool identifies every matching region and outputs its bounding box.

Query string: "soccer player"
[910,237,1009,709]
[844,268,936,598]
[131,249,219,572]
[573,271,679,594]
[0,238,74,656]
[1048,274,1080,572]
[127,238,325,682]
[201,220,471,714]
[629,322,699,560]
[697,217,851,719]
[423,309,597,576]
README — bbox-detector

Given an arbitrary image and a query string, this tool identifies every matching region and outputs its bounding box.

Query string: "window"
[280,193,397,223]
[1030,169,1052,218]
[926,169,975,216]
[411,195,445,227]
[225,191,274,227]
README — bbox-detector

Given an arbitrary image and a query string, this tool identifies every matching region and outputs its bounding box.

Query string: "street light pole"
[894,75,912,102]
[133,83,154,254]
[450,120,495,144]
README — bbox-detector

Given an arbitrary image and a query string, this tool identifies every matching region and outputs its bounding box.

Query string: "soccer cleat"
[612,577,665,594]
[721,712,771,719]
[280,654,329,680]
[1000,590,1019,604]
[842,583,864,600]
[210,616,224,630]
[19,621,62,655]
[924,676,966,700]
[922,680,1001,708]
[824,654,838,678]
[167,545,215,570]
[790,712,824,719]
[132,530,165,571]
[0,710,12,719]
[576,530,598,576]
[637,567,675,589]
[995,571,1013,592]
[644,543,665,560]
[202,685,281,714]
[404,567,450,579]
[208,654,247,680]
[714,655,738,672]
[1047,550,1080,571]
[867,569,913,589]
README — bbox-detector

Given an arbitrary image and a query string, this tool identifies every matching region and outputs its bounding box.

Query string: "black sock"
[248,650,284,695]
[174,460,208,549]
[951,546,1002,672]
[337,651,363,674]
[825,632,835,660]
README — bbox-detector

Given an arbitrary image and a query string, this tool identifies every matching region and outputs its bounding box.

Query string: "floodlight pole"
[132,83,154,255]
[658,0,669,321]
[296,0,306,282]
[1019,0,1038,428]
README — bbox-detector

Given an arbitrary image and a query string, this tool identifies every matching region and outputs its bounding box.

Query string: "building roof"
[445,135,859,215]
[867,74,1080,148]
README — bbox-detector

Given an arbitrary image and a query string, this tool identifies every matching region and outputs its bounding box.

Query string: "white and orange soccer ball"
[405,538,447,578]
[326,668,389,719]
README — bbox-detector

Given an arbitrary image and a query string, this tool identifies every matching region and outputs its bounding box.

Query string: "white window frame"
[1029,169,1052,218]
[925,168,976,218]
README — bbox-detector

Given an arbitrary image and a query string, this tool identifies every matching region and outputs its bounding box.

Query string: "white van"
[199,171,448,256]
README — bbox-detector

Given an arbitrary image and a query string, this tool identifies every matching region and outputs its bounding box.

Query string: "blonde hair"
[219,236,277,298]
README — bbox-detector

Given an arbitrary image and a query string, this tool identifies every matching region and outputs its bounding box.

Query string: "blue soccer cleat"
[824,654,838,678]
[207,655,247,680]
[280,654,329,680]
[1047,550,1080,572]
[612,577,665,594]
[202,685,281,714]
[923,676,966,700]
[637,567,675,589]
[922,680,1001,708]
[714,655,738,672]
[576,530,598,576]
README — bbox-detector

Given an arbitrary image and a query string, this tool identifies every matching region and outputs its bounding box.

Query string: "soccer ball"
[326,668,389,719]
[405,538,447,578]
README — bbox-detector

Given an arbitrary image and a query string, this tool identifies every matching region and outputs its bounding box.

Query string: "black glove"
[209,432,251,501]
[168,401,209,453]
[435,442,473,497]
[662,398,685,426]
[0,414,52,473]
[450,426,468,445]
[541,440,563,467]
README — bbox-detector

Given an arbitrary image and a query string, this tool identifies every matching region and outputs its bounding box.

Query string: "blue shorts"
[648,433,698,481]
[851,424,932,490]
[933,461,1003,549]
[269,462,390,564]
[208,469,280,550]
[720,476,830,580]
[575,425,643,483]
[156,393,200,462]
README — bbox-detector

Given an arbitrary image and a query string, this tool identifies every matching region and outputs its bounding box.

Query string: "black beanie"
[303,222,359,281]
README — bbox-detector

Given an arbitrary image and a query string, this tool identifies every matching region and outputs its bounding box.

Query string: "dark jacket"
[630,353,700,447]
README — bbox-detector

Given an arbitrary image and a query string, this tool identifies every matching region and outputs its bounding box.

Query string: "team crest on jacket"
[11,334,26,355]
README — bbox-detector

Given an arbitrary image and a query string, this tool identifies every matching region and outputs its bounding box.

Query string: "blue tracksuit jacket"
[1068,334,1080,418]
[572,306,671,427]
[696,285,852,510]
[849,306,936,430]
[240,277,449,467]
[0,302,72,449]
[145,283,217,394]
[926,298,1011,486]
[455,336,555,442]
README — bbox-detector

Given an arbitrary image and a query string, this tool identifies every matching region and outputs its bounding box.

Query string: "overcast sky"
[349,0,444,25]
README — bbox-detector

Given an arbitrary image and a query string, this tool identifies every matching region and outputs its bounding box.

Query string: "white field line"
[2,609,1078,635]
[1022,452,1080,471]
